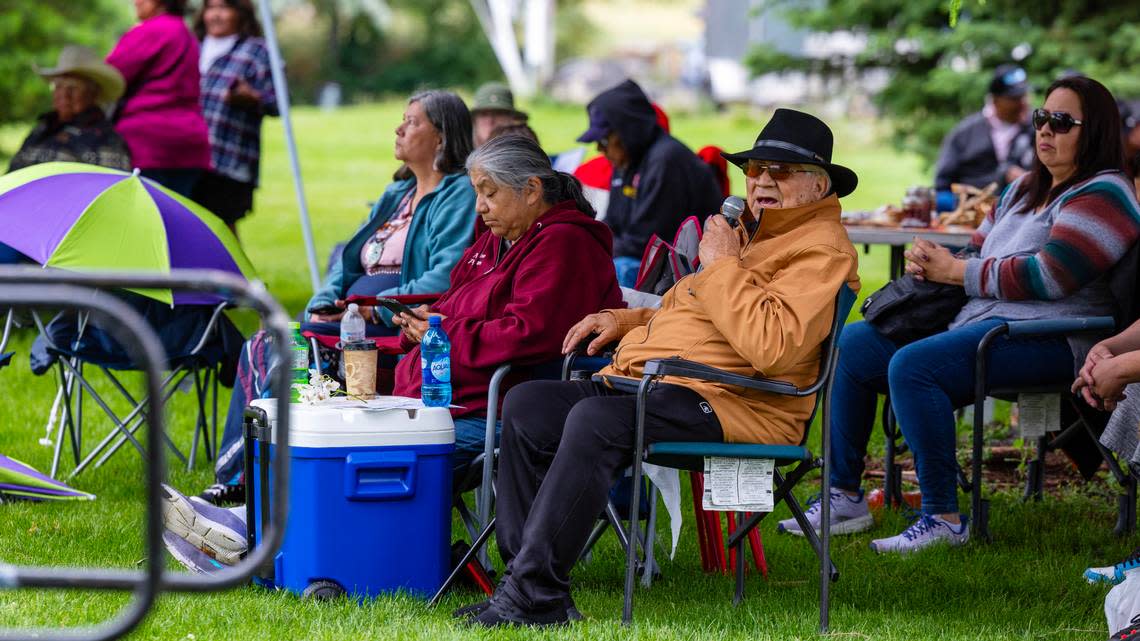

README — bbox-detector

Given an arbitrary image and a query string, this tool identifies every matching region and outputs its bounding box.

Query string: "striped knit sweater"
[952,170,1140,333]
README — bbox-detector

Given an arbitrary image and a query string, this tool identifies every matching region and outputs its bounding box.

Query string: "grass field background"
[0,99,1128,640]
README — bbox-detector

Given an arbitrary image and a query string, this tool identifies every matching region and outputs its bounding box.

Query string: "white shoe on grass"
[1084,548,1140,585]
[776,488,874,536]
[869,513,968,554]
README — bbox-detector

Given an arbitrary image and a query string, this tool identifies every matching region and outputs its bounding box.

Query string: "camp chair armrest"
[1004,316,1114,338]
[345,293,442,307]
[643,357,800,396]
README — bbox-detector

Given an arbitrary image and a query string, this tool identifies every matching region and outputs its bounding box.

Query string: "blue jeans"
[453,415,501,470]
[829,319,1073,515]
[614,256,640,288]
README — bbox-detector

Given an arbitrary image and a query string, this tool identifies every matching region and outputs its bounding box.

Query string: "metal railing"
[0,268,293,641]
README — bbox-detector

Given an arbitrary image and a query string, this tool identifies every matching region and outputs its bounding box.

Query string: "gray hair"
[466,134,595,217]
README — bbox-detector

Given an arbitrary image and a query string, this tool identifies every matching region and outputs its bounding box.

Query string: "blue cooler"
[247,398,454,599]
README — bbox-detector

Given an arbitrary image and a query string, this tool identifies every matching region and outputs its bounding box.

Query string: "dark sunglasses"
[1032,108,1083,134]
[743,160,819,180]
[596,133,613,151]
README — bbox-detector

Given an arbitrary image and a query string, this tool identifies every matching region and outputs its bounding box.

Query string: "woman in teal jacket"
[307,90,476,327]
[203,91,475,503]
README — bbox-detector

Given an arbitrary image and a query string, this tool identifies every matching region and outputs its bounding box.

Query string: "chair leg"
[690,472,713,572]
[746,521,767,579]
[577,520,609,564]
[189,368,204,471]
[1116,474,1137,537]
[622,376,652,625]
[641,485,659,588]
[732,534,745,607]
[428,517,496,607]
[211,364,220,461]
[883,397,904,508]
[1023,435,1046,502]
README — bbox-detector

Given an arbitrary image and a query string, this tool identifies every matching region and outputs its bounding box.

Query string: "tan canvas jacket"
[599,194,860,444]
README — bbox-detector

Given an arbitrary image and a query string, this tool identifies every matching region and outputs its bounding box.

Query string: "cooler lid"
[250,397,455,448]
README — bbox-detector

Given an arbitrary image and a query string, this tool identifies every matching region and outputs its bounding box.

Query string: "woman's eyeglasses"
[743,160,818,180]
[1032,108,1083,134]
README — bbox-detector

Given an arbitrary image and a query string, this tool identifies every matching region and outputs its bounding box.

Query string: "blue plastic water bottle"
[421,316,451,407]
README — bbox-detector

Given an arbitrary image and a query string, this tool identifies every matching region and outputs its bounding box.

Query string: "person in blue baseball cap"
[577,78,722,286]
[933,64,1035,198]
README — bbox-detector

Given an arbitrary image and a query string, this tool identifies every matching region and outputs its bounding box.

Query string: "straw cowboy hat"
[35,45,126,103]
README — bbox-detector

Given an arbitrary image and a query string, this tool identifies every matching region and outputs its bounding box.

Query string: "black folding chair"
[30,297,236,479]
[612,285,857,629]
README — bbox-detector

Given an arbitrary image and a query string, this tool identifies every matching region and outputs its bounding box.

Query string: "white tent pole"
[257,0,321,292]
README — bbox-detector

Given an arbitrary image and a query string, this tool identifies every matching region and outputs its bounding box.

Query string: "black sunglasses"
[743,160,819,181]
[1032,108,1083,134]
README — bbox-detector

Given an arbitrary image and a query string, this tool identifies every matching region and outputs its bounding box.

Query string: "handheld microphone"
[720,195,745,228]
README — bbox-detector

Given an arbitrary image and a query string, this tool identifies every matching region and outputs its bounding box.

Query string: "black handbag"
[860,275,969,344]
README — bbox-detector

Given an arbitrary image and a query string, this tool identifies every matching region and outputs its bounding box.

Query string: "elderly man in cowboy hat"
[8,45,131,173]
[455,108,861,627]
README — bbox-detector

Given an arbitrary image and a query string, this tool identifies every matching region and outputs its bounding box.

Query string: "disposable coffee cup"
[342,341,378,399]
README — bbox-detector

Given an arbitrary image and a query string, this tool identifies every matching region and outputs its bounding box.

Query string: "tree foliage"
[748,0,1140,165]
[0,0,130,126]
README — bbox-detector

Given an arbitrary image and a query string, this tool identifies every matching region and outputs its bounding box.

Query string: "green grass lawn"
[0,99,1129,640]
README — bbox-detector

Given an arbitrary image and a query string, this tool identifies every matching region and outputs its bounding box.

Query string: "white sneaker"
[777,488,874,536]
[870,514,969,554]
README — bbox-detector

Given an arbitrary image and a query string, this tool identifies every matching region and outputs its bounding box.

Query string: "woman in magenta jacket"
[107,0,212,196]
[392,134,625,474]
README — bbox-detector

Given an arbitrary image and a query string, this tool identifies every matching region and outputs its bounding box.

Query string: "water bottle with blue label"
[420,316,451,407]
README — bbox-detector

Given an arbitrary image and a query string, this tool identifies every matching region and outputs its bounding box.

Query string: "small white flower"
[292,372,345,404]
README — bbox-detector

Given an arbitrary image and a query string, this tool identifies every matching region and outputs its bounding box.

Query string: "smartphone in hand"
[376,298,421,318]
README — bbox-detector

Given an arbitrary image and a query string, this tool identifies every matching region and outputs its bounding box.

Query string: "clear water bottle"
[421,316,451,407]
[340,303,366,345]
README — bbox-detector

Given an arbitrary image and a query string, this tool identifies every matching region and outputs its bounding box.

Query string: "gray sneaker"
[777,488,874,536]
[161,483,248,564]
[869,514,969,554]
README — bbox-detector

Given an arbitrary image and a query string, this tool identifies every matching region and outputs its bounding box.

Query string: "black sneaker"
[467,598,570,628]
[198,483,245,506]
[452,600,491,619]
[454,596,581,622]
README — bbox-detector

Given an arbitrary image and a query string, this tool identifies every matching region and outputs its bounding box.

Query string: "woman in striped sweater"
[779,75,1140,554]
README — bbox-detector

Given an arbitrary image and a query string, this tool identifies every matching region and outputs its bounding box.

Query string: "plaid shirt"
[200,37,278,185]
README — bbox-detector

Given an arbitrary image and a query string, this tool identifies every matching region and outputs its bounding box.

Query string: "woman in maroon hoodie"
[392,134,624,472]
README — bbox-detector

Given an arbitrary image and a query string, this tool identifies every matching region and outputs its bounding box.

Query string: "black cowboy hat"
[721,108,859,198]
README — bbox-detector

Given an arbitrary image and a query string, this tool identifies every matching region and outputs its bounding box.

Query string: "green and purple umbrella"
[0,162,256,305]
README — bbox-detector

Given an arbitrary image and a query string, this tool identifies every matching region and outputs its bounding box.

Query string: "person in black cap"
[934,64,1035,194]
[455,108,860,627]
[577,78,722,286]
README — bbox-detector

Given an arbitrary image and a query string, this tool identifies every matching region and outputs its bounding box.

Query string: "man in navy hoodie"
[577,79,722,286]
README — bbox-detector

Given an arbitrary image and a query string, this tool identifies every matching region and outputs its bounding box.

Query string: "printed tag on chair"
[702,457,774,512]
[1018,393,1061,439]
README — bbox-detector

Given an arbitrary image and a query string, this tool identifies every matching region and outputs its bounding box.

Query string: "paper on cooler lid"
[249,397,455,448]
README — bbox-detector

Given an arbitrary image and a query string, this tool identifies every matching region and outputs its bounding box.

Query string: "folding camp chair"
[611,285,856,629]
[31,297,238,479]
